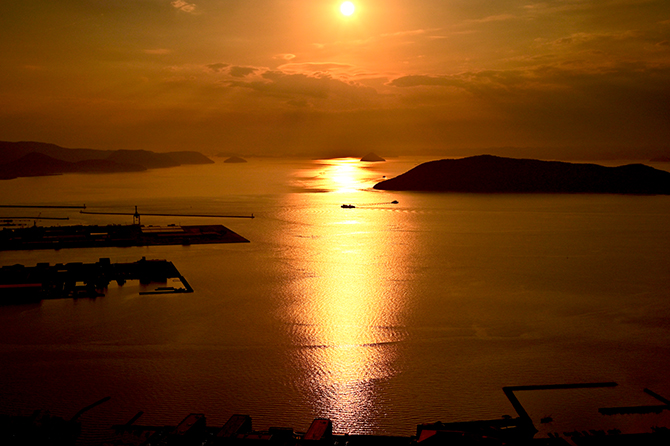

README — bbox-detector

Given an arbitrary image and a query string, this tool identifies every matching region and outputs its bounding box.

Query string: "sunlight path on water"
[277,158,413,433]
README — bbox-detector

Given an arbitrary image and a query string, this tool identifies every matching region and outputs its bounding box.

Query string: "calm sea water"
[1,157,670,442]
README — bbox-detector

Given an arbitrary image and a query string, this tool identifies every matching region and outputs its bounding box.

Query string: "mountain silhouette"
[0,141,214,180]
[0,152,146,180]
[361,153,385,162]
[374,155,670,194]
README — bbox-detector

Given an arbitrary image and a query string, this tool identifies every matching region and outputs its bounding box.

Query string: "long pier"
[0,257,192,304]
[502,382,618,422]
[0,223,249,251]
[0,204,86,209]
[80,205,254,225]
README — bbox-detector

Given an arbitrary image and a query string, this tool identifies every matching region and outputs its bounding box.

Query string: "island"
[361,152,385,162]
[373,155,670,194]
[0,141,214,180]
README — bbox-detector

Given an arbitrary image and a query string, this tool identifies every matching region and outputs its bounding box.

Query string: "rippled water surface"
[1,157,669,441]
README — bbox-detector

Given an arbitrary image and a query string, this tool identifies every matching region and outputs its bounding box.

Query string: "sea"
[1,156,669,443]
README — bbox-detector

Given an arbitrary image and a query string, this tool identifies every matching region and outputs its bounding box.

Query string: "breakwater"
[0,257,192,304]
[0,223,249,251]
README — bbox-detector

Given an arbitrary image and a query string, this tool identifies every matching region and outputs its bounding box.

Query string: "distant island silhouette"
[361,152,385,162]
[224,156,247,163]
[374,155,670,194]
[0,141,214,180]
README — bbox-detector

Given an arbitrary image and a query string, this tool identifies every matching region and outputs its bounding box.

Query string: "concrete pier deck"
[0,223,249,251]
[0,257,192,304]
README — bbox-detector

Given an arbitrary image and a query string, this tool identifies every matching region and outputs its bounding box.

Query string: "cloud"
[254,72,333,98]
[278,62,356,76]
[539,31,638,48]
[388,75,461,88]
[311,28,449,58]
[229,66,257,78]
[227,70,378,106]
[171,1,196,14]
[273,54,296,61]
[379,59,670,154]
[206,63,229,72]
[379,29,434,38]
[522,0,609,15]
[465,14,519,24]
[389,70,549,95]
[388,61,670,120]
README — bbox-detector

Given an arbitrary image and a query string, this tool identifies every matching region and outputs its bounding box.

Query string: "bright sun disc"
[340,1,355,16]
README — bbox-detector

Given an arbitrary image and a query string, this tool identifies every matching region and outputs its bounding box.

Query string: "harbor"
[0,257,192,304]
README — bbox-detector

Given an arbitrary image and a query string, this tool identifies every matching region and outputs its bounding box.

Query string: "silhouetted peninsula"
[0,141,214,180]
[104,149,213,168]
[0,152,146,180]
[373,155,670,194]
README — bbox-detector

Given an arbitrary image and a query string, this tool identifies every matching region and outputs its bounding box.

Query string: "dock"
[0,257,193,304]
[0,223,249,251]
[1,384,669,446]
[108,414,415,446]
[77,409,670,446]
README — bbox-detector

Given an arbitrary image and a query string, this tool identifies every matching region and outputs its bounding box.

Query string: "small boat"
[341,204,355,209]
[391,200,398,204]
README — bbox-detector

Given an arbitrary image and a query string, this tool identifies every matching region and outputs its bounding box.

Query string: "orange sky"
[1,1,669,159]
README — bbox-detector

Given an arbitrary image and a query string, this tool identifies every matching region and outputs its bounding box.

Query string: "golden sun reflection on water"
[292,157,388,195]
[280,158,412,433]
[327,158,360,193]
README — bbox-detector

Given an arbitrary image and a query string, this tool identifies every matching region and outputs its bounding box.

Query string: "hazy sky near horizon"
[1,1,669,158]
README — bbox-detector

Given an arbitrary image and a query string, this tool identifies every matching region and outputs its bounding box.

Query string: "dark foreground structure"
[1,384,669,446]
[2,410,669,446]
[0,223,249,251]
[0,257,192,304]
[374,155,670,194]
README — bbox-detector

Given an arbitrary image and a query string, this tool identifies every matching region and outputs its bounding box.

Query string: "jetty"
[0,223,249,251]
[0,257,192,304]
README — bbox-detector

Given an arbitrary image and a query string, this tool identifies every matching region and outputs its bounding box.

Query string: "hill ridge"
[373,155,670,194]
[0,141,214,180]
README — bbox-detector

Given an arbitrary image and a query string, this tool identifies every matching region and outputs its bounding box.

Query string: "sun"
[340,1,355,16]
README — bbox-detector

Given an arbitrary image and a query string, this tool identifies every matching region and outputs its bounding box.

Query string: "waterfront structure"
[0,257,191,303]
[0,223,249,251]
